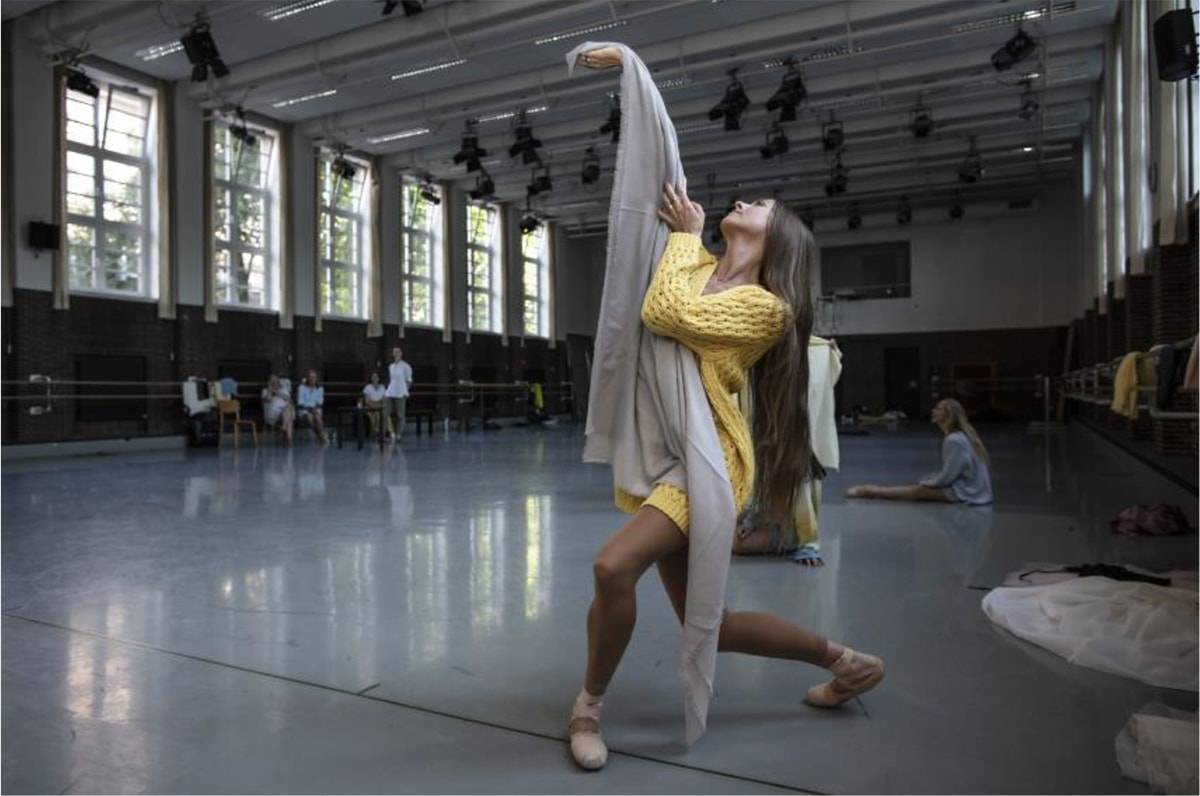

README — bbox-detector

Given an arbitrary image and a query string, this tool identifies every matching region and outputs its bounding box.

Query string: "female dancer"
[568,45,884,772]
[846,398,993,504]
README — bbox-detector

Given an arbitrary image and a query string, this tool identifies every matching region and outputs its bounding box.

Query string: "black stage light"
[949,202,964,221]
[401,0,424,15]
[992,29,1037,72]
[520,205,540,233]
[759,124,789,159]
[821,120,844,152]
[332,156,356,181]
[65,68,99,98]
[453,119,487,173]
[420,184,441,205]
[957,138,983,183]
[598,95,621,143]
[468,170,495,201]
[824,155,848,196]
[909,106,934,138]
[526,166,552,196]
[897,196,912,225]
[766,58,805,121]
[1018,84,1039,120]
[847,203,862,230]
[509,111,543,165]
[581,147,601,185]
[181,23,229,83]
[708,70,749,131]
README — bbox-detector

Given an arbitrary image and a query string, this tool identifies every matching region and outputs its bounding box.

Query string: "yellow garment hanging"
[1111,352,1141,419]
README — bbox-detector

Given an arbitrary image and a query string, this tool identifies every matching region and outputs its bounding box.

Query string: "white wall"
[554,231,606,339]
[10,20,55,293]
[813,180,1083,335]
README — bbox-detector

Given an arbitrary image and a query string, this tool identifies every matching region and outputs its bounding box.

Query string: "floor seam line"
[3,612,819,794]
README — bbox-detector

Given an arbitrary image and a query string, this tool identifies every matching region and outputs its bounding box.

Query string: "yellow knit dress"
[614,232,789,533]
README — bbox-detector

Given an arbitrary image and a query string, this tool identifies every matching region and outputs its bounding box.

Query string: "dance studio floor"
[3,423,1196,794]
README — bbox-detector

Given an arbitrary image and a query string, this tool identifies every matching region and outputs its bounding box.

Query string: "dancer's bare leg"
[657,548,884,698]
[846,484,950,501]
[570,506,687,770]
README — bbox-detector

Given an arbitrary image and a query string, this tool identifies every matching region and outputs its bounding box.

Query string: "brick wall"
[2,290,572,443]
[1124,273,1153,352]
[1152,243,1195,345]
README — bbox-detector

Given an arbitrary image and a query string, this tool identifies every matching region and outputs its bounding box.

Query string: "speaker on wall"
[28,221,60,251]
[1153,8,1198,81]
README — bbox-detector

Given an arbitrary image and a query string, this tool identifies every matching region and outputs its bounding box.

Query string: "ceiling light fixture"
[262,0,337,21]
[949,201,964,221]
[708,69,749,131]
[581,146,601,185]
[897,196,912,225]
[477,105,547,124]
[846,202,862,230]
[534,19,627,46]
[136,40,184,61]
[598,93,620,143]
[468,170,495,201]
[824,154,848,196]
[419,177,440,204]
[453,119,487,172]
[1018,81,1040,120]
[759,122,789,159]
[272,88,337,108]
[991,29,1038,72]
[181,22,229,82]
[656,77,690,90]
[958,136,984,183]
[527,164,552,196]
[65,67,99,98]
[765,57,805,121]
[391,58,467,81]
[952,2,1075,33]
[509,110,544,165]
[366,127,430,144]
[909,105,934,138]
[821,119,845,151]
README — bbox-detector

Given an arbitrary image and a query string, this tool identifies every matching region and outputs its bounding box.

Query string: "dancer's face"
[931,401,948,426]
[720,198,775,242]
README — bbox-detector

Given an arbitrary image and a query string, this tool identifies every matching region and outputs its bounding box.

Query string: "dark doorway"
[884,347,921,418]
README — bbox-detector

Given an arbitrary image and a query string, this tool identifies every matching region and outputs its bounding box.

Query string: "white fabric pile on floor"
[982,577,1199,691]
[1115,702,1198,793]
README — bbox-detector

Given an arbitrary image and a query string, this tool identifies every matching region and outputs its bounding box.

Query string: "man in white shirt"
[386,347,414,440]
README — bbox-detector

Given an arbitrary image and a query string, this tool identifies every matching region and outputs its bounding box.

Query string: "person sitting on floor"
[261,374,295,445]
[297,369,329,444]
[361,372,394,440]
[846,398,993,505]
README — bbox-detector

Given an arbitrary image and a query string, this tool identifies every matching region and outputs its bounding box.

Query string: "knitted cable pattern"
[615,232,788,532]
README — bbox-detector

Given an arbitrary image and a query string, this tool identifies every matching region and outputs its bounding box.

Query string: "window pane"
[523,258,539,296]
[102,88,150,158]
[333,172,361,211]
[469,248,489,289]
[330,266,358,316]
[524,298,539,336]
[470,290,489,331]
[67,224,95,289]
[331,215,356,263]
[235,251,266,306]
[407,279,430,325]
[215,248,233,303]
[66,95,96,146]
[234,135,272,188]
[212,126,231,182]
[102,159,142,224]
[66,152,96,216]
[236,191,265,247]
[102,228,141,292]
[215,189,231,242]
[406,232,429,278]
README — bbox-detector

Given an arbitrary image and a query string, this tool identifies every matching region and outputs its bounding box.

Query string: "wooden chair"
[217,399,258,448]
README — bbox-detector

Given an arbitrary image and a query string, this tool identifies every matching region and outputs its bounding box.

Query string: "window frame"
[211,120,280,311]
[317,150,371,320]
[63,72,159,300]
[400,178,443,329]
[465,201,501,334]
[521,225,549,338]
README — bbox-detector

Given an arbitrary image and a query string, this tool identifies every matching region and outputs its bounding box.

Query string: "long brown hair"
[750,204,817,525]
[938,398,990,464]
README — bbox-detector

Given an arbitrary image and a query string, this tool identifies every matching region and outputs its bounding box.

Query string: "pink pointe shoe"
[806,646,885,708]
[568,689,607,770]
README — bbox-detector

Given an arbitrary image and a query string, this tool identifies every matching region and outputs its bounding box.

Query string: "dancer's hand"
[657,182,705,236]
[577,47,622,70]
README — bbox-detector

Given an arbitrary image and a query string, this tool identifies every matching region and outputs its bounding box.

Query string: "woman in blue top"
[846,398,993,505]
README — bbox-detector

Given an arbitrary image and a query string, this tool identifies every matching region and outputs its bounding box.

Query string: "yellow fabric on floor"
[1111,352,1142,419]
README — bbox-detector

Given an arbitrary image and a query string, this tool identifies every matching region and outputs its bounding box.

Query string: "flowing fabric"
[565,42,735,745]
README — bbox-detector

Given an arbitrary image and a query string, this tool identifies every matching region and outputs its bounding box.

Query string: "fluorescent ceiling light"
[477,104,548,123]
[367,127,431,144]
[262,0,337,21]
[392,58,467,80]
[952,2,1075,33]
[1021,146,1035,152]
[272,88,338,108]
[136,41,184,61]
[656,77,690,90]
[534,19,627,45]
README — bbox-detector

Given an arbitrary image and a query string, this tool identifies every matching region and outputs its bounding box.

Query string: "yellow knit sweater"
[614,232,789,532]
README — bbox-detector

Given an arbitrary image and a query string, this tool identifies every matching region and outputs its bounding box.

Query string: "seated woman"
[297,369,329,444]
[261,374,295,445]
[846,398,992,505]
[361,372,394,440]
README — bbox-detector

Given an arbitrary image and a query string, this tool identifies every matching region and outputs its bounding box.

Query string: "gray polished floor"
[3,423,1196,794]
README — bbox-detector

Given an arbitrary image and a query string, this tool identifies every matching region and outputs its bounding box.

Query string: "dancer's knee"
[593,553,637,595]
